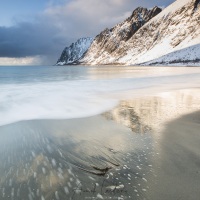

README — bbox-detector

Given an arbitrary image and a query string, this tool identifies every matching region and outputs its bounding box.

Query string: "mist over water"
[0,65,200,126]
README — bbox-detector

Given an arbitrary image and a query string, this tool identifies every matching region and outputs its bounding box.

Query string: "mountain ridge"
[57,0,200,66]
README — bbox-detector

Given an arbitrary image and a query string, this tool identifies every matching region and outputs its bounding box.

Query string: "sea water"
[1,65,200,200]
[0,65,200,126]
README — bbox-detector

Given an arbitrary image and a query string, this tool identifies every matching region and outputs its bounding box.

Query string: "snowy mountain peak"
[80,6,162,64]
[56,37,93,65]
[79,0,200,66]
[57,0,200,66]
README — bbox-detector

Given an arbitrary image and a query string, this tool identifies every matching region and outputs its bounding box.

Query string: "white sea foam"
[0,80,118,126]
[0,68,200,126]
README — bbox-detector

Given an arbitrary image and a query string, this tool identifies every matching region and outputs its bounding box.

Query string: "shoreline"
[0,89,200,199]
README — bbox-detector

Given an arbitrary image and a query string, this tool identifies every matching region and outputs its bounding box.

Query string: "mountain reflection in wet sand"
[105,89,200,133]
[0,89,200,200]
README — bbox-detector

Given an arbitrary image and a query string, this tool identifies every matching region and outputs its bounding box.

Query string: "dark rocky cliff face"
[194,0,200,10]
[94,6,162,54]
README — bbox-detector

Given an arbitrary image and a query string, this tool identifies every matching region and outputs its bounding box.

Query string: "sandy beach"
[148,110,200,200]
[0,0,200,198]
[0,88,200,200]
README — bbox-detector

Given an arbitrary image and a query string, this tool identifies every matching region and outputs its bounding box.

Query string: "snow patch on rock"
[56,37,93,65]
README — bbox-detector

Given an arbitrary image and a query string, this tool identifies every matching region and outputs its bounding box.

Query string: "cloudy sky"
[0,0,174,65]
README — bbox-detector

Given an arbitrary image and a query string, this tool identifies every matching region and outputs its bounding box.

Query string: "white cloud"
[43,0,138,38]
[0,0,174,65]
[0,56,42,65]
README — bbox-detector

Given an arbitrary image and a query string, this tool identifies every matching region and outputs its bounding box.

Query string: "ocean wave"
[0,70,200,126]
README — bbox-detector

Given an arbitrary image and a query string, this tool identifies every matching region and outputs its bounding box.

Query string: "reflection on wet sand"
[103,89,200,199]
[0,116,154,200]
[105,89,200,132]
[0,89,200,200]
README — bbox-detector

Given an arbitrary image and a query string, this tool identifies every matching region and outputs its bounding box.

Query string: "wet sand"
[0,117,154,200]
[0,89,200,200]
[149,111,200,200]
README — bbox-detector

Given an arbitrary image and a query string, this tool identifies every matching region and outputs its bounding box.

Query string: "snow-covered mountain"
[141,44,200,66]
[80,6,162,65]
[80,0,200,66]
[56,37,93,65]
[57,0,200,66]
[56,7,161,66]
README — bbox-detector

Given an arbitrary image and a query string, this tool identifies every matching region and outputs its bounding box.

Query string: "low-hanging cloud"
[0,0,174,65]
